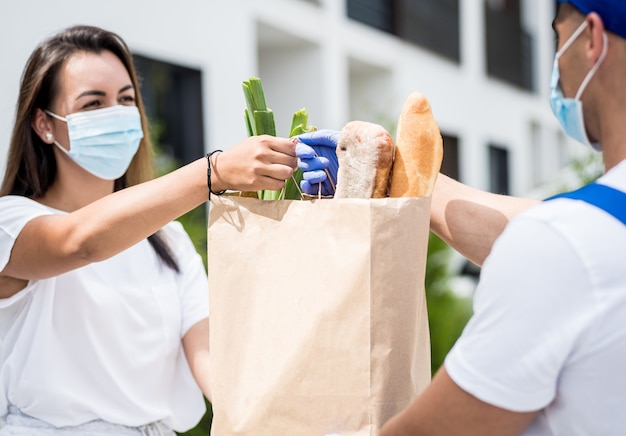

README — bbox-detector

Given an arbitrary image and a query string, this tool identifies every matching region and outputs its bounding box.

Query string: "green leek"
[242,77,315,200]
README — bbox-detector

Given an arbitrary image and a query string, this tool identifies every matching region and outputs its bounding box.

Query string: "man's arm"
[430,174,539,266]
[379,367,538,436]
[295,131,538,266]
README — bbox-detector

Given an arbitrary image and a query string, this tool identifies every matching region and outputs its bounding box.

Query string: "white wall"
[0,0,574,196]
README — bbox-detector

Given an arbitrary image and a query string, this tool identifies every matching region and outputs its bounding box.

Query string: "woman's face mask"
[550,20,607,151]
[45,105,144,180]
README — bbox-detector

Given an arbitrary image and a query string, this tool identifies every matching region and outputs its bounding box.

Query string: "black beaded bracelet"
[206,150,226,199]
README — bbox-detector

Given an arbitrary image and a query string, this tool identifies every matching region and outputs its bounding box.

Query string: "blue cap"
[557,0,626,39]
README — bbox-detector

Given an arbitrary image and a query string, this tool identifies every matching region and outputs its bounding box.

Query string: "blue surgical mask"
[45,105,144,180]
[550,21,607,151]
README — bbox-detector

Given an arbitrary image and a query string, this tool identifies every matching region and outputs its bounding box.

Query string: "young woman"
[0,25,297,434]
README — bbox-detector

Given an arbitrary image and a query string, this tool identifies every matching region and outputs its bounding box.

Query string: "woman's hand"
[210,135,298,193]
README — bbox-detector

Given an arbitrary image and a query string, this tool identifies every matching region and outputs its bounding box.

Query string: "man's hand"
[296,129,339,196]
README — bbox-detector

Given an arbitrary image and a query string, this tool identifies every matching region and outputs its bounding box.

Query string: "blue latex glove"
[296,129,339,196]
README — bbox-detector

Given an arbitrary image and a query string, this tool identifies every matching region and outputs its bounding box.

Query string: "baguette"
[389,92,443,198]
[334,121,394,199]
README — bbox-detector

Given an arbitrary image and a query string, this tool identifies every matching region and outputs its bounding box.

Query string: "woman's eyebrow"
[75,89,106,100]
[74,84,133,101]
[118,84,133,94]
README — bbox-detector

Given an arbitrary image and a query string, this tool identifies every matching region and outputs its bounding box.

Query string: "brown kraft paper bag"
[207,195,432,436]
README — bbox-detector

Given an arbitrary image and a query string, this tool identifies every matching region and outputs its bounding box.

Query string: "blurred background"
[0,1,603,434]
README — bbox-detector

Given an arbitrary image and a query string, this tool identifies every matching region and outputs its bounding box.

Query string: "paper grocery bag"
[207,195,432,436]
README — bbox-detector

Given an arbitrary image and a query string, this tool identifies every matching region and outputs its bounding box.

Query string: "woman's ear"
[32,108,55,144]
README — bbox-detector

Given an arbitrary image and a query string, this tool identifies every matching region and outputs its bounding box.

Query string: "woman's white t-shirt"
[0,195,209,432]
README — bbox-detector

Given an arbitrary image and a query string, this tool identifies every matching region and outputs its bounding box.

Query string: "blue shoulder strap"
[546,182,626,226]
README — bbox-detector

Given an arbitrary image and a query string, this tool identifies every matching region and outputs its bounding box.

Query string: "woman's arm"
[0,135,297,286]
[430,174,539,266]
[183,318,211,402]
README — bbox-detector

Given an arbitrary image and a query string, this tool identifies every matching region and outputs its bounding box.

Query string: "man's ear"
[586,12,606,63]
[32,108,55,144]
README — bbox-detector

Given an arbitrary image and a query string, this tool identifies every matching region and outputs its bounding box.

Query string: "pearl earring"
[45,133,53,142]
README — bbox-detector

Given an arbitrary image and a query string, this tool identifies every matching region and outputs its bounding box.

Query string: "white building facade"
[0,0,581,198]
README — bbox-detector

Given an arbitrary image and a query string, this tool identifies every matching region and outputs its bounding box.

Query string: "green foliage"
[176,204,208,269]
[178,400,212,436]
[561,151,604,191]
[424,232,473,375]
[150,123,208,270]
[570,151,603,184]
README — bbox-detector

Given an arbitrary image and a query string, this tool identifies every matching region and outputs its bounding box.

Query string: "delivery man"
[297,0,626,434]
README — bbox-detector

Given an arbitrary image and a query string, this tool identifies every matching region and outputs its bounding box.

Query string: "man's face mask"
[45,105,144,180]
[550,20,607,151]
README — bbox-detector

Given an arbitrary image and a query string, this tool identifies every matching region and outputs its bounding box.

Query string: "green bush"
[424,233,473,374]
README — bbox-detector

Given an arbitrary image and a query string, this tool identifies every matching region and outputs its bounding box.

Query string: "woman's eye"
[120,95,136,104]
[82,100,100,109]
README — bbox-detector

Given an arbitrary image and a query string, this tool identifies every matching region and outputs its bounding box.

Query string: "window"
[488,144,510,194]
[485,0,534,91]
[133,55,205,166]
[347,0,394,33]
[133,55,208,258]
[348,58,393,126]
[347,0,460,62]
[440,133,460,180]
[394,0,460,62]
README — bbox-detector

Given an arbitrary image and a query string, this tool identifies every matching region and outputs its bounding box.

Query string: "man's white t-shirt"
[445,160,626,435]
[0,196,209,432]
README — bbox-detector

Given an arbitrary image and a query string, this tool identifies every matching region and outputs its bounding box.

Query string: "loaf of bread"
[334,121,394,199]
[389,92,443,198]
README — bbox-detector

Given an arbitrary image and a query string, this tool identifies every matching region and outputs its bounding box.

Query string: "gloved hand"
[296,129,339,196]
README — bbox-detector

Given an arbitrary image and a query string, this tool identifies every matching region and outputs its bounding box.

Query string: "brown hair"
[1,25,179,272]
